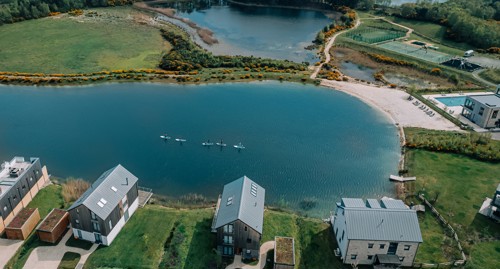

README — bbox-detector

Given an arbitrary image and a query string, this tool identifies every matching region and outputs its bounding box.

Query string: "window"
[335,228,338,235]
[30,177,33,181]
[244,226,247,232]
[368,243,374,249]
[399,257,405,262]
[91,211,97,220]
[404,245,411,251]
[479,107,484,116]
[223,235,233,244]
[224,224,233,233]
[75,219,80,224]
[492,110,498,119]
[380,244,385,249]
[351,254,357,259]
[247,238,252,243]
[76,208,79,214]
[3,206,7,211]
[368,255,373,260]
[109,220,113,230]
[122,196,128,208]
[92,222,100,232]
[341,231,345,241]
[223,246,233,255]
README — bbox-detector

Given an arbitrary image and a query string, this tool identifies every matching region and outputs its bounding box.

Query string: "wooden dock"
[389,175,416,182]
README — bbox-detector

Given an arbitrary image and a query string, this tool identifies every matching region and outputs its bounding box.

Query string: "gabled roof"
[214,176,265,234]
[339,198,422,243]
[68,165,138,220]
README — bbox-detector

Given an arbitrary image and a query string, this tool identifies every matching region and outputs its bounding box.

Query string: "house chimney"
[125,177,128,185]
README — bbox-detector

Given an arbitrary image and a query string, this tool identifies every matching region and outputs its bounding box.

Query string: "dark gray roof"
[68,165,138,219]
[469,94,500,108]
[214,176,265,234]
[340,198,422,243]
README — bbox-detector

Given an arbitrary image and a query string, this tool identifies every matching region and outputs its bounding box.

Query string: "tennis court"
[377,41,452,63]
[346,27,406,44]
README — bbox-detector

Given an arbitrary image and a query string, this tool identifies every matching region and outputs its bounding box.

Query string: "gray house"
[331,198,423,267]
[211,176,265,260]
[461,86,500,128]
[0,157,50,235]
[68,165,139,246]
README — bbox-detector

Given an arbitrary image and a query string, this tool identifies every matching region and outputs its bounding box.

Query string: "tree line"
[228,0,361,9]
[391,0,499,48]
[0,0,134,24]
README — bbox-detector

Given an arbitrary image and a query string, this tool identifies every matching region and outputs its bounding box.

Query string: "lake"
[0,82,400,216]
[174,5,332,63]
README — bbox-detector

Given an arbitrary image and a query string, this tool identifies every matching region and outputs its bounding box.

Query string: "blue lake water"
[435,96,466,107]
[0,82,400,216]
[175,5,331,63]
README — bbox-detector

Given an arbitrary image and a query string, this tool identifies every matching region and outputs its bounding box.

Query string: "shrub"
[62,179,90,204]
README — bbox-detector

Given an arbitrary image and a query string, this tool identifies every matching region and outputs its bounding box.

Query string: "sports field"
[377,41,452,63]
[0,7,169,74]
[347,27,406,44]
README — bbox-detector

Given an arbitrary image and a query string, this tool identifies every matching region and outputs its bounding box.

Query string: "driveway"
[225,241,275,269]
[23,231,98,269]
[0,238,23,268]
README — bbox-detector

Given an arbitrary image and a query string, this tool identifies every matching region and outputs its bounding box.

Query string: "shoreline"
[227,0,338,18]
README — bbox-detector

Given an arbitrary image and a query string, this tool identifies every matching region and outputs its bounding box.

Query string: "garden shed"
[274,236,295,269]
[5,208,40,240]
[36,208,69,243]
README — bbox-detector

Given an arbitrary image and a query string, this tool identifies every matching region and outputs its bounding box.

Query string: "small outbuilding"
[274,236,295,269]
[36,208,70,243]
[5,208,40,240]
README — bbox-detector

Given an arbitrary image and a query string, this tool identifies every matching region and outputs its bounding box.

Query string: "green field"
[0,7,168,74]
[406,150,500,268]
[478,69,500,84]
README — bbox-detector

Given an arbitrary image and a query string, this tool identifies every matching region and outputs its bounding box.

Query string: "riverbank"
[227,0,340,19]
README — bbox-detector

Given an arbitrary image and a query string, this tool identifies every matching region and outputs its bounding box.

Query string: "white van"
[464,50,474,57]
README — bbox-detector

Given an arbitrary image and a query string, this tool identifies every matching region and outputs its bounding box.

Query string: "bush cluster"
[405,128,500,162]
[159,30,306,72]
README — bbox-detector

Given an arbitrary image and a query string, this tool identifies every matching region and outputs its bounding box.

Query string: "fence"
[377,41,452,64]
[415,194,467,267]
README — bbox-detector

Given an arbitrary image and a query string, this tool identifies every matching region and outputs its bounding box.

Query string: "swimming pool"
[435,96,466,107]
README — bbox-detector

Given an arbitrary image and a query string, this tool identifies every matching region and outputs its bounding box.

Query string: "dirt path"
[472,69,497,87]
[310,18,361,79]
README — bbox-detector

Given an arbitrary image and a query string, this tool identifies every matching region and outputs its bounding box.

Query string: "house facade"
[0,157,50,235]
[488,183,500,220]
[68,165,139,246]
[331,198,423,267]
[212,176,265,260]
[461,87,500,128]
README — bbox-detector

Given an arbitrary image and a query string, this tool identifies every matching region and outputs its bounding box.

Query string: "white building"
[331,198,423,267]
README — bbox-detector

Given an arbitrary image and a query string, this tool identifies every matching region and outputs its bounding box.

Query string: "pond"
[172,4,332,63]
[340,61,377,83]
[0,82,400,216]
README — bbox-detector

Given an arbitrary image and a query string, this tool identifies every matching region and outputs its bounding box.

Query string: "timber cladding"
[5,208,40,240]
[36,208,70,243]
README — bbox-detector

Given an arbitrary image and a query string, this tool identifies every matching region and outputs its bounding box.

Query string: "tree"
[400,3,417,18]
[358,0,375,10]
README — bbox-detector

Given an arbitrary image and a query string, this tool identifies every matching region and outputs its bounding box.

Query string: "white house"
[331,198,423,267]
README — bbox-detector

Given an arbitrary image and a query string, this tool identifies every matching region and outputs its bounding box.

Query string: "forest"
[0,0,133,24]
[392,0,500,48]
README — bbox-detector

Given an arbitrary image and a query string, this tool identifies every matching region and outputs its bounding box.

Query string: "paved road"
[23,231,98,269]
[0,238,23,268]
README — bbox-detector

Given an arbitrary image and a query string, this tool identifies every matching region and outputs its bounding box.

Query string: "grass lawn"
[415,210,459,263]
[5,184,66,269]
[84,206,217,269]
[0,7,168,74]
[478,69,500,84]
[57,252,81,269]
[262,210,344,269]
[406,150,500,268]
[26,184,65,218]
[466,241,500,269]
[389,16,472,51]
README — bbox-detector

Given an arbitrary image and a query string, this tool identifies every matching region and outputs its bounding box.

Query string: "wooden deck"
[389,175,416,182]
[138,187,153,208]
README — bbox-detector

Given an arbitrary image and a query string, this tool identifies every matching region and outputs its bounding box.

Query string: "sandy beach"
[321,80,461,131]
